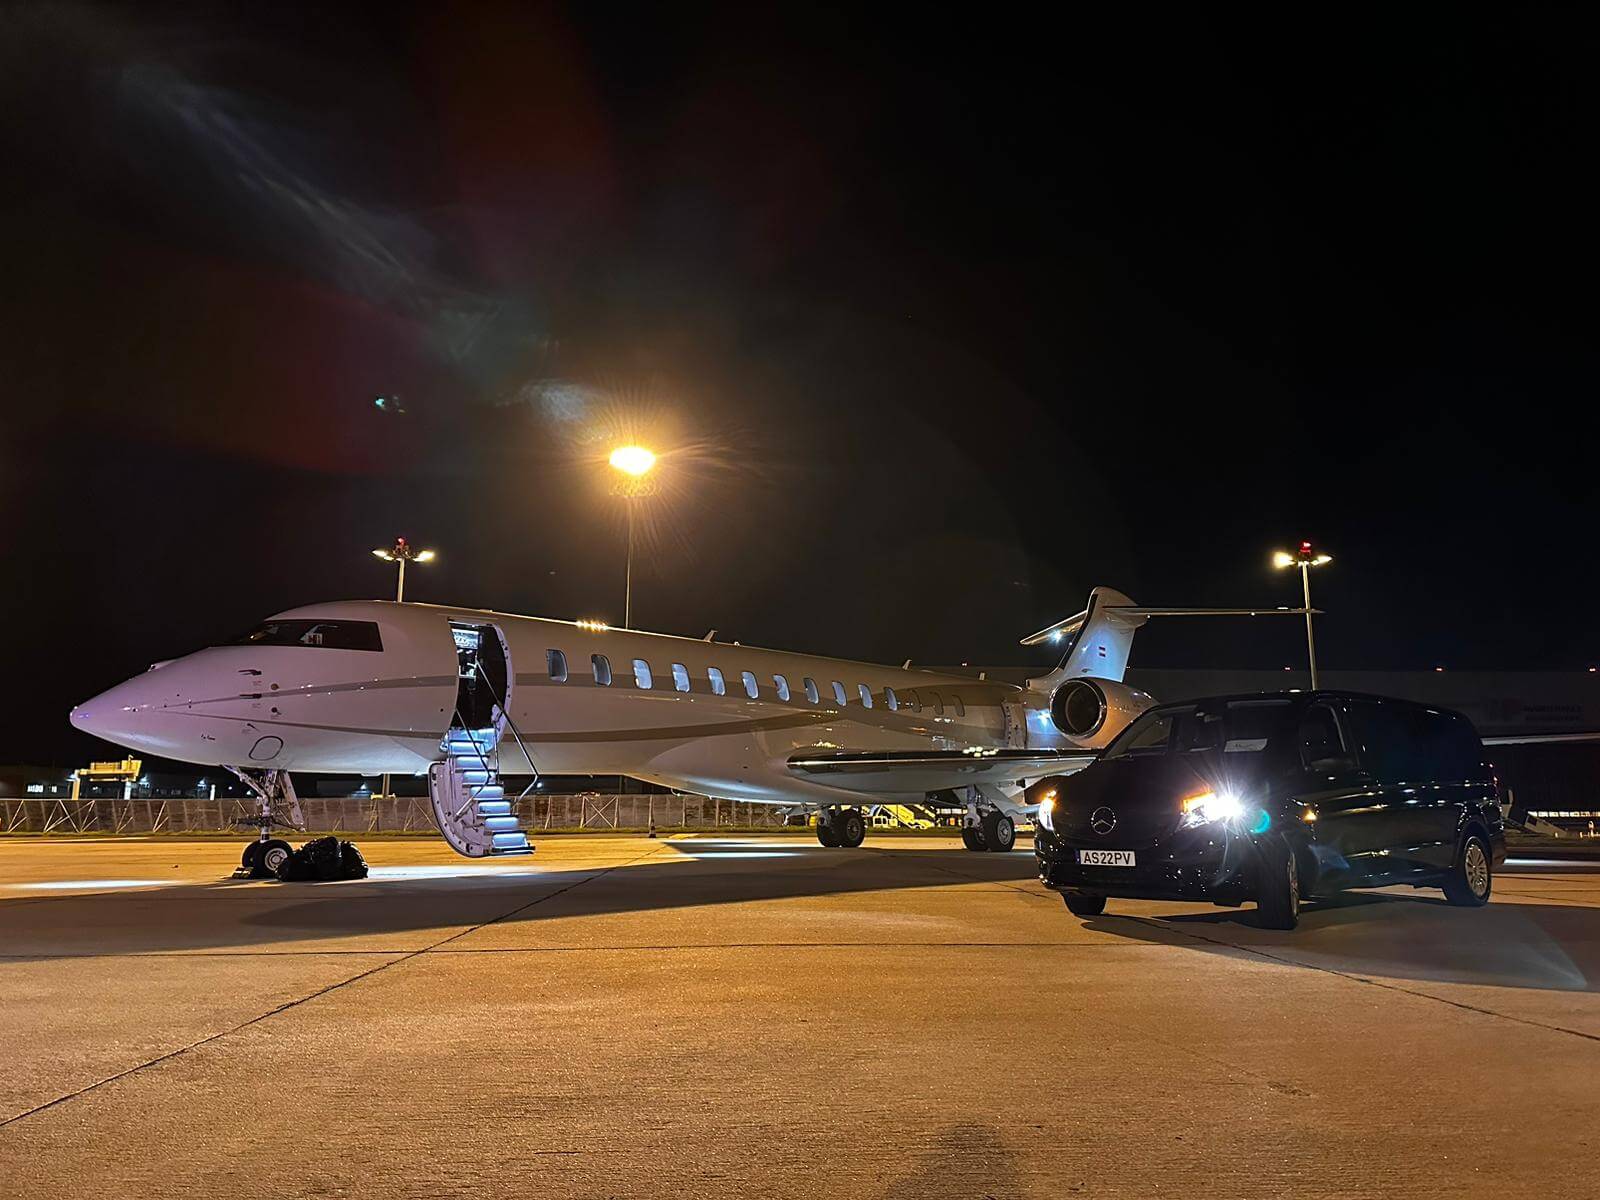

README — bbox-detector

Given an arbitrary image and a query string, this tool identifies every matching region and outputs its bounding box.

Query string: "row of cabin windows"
[544,649,965,716]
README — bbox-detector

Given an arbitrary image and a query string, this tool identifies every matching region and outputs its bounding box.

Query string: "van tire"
[1443,832,1492,907]
[1255,835,1301,930]
[1063,892,1106,917]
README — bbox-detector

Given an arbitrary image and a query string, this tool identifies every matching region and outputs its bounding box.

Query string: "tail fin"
[1021,586,1314,689]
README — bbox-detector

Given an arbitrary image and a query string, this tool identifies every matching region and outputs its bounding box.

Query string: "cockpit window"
[226,620,382,652]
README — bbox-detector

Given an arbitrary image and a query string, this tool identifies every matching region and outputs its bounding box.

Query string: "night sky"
[4,6,1598,765]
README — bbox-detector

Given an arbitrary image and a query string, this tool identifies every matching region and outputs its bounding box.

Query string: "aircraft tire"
[834,809,866,848]
[960,826,986,852]
[816,820,840,848]
[259,839,293,877]
[981,812,1016,852]
[239,841,264,875]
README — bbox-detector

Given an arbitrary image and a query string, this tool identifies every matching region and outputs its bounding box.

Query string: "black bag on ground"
[274,836,368,882]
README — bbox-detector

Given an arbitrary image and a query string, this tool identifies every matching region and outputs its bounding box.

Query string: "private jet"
[69,587,1306,874]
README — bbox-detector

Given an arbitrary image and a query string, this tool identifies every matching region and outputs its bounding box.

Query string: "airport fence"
[0,794,793,836]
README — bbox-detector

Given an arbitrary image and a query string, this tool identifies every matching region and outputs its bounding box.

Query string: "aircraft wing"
[785,748,1096,795]
[1481,731,1600,746]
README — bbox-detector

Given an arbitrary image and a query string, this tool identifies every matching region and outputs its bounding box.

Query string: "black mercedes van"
[1031,691,1506,930]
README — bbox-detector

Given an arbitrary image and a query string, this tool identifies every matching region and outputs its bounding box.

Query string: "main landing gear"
[227,766,309,880]
[960,788,1017,853]
[815,807,866,848]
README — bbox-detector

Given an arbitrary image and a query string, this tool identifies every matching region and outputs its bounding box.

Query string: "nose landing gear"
[226,767,309,880]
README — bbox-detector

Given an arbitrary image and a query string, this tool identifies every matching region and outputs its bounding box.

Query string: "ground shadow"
[1078,882,1600,993]
[0,839,1043,960]
[3,841,1596,994]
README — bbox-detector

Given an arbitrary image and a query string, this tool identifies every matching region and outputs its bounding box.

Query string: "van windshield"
[1103,700,1292,760]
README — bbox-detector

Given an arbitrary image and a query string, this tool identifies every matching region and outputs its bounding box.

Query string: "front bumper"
[1035,824,1267,901]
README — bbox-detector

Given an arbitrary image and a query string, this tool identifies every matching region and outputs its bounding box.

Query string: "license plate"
[1077,849,1136,867]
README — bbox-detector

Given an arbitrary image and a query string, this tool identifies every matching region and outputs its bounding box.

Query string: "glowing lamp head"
[609,445,657,477]
[1180,789,1245,827]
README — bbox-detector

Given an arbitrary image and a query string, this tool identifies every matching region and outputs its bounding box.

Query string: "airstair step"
[467,784,504,800]
[490,845,534,857]
[477,799,512,817]
[491,831,530,851]
[483,815,521,832]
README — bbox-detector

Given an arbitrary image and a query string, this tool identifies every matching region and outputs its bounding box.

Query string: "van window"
[926,690,944,716]
[1439,714,1488,781]
[547,649,568,682]
[832,681,848,706]
[1416,710,1487,781]
[708,667,726,696]
[1346,701,1428,780]
[632,658,653,689]
[591,654,612,686]
[773,674,791,702]
[671,663,691,693]
[741,670,759,699]
[1298,705,1348,770]
[1104,710,1175,758]
[884,687,899,711]
[952,695,965,718]
[803,677,821,704]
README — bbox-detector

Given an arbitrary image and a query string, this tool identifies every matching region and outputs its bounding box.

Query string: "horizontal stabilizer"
[1021,603,1318,647]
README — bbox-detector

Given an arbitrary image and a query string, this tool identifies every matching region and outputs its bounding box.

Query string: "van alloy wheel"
[1444,834,1493,907]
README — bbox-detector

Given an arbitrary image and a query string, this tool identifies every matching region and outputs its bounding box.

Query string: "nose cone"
[70,672,178,756]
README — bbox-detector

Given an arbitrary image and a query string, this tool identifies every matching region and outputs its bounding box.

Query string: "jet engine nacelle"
[1048,677,1155,749]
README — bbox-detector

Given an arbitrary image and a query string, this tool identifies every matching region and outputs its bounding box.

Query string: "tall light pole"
[608,446,657,628]
[372,537,436,603]
[1273,541,1332,689]
[371,538,435,804]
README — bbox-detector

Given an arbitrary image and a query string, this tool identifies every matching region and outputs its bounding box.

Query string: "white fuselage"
[71,600,1049,807]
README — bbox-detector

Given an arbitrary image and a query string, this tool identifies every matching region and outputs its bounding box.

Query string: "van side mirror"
[1309,754,1357,775]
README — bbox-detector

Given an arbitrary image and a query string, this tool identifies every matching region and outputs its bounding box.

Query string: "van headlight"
[1036,789,1058,832]
[1180,789,1244,828]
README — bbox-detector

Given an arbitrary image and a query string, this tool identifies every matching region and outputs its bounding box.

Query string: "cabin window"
[804,677,821,704]
[906,689,921,712]
[884,687,899,711]
[672,663,691,693]
[927,690,944,715]
[952,695,966,717]
[547,649,568,682]
[591,654,612,686]
[857,683,874,708]
[741,670,759,699]
[708,667,726,696]
[633,658,653,689]
[773,674,792,702]
[832,681,848,706]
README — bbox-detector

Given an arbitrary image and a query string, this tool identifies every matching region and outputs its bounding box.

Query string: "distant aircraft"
[69,587,1305,874]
